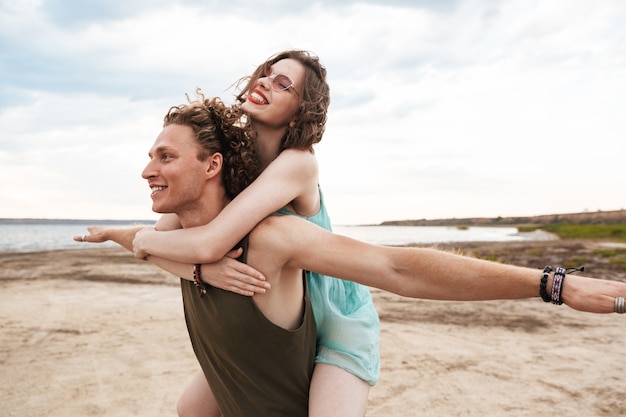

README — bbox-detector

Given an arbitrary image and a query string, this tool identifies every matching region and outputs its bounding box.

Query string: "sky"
[1,0,624,225]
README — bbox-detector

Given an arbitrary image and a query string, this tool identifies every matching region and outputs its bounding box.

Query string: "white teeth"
[151,186,166,193]
[250,92,267,104]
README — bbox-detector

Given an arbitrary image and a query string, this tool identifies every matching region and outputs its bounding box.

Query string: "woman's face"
[241,58,304,130]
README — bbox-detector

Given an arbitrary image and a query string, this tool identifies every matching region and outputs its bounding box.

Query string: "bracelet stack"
[193,264,207,298]
[539,265,584,305]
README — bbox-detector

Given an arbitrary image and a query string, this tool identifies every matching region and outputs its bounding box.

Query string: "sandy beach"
[1,240,625,416]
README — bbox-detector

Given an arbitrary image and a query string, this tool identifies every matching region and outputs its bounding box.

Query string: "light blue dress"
[278,187,380,385]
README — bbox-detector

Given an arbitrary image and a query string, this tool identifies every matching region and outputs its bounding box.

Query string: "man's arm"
[74,226,143,251]
[75,226,268,295]
[75,226,195,278]
[258,215,626,314]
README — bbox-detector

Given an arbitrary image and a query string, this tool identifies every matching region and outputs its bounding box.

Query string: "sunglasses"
[264,68,300,96]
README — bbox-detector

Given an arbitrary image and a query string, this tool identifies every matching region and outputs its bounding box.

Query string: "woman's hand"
[131,226,269,294]
[562,274,626,314]
[132,226,157,259]
[200,248,270,296]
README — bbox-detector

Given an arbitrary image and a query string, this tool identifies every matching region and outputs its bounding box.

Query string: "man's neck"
[176,193,230,229]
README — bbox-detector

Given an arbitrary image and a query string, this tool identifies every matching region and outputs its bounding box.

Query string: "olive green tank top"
[181,236,316,417]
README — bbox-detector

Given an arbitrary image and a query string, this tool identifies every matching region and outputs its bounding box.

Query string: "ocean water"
[0,220,155,252]
[0,220,555,253]
[333,225,555,246]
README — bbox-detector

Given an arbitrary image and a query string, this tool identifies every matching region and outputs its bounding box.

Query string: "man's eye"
[161,154,173,161]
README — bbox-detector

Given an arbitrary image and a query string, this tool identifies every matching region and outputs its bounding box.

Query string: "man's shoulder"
[246,215,300,264]
[251,214,306,245]
[254,213,294,234]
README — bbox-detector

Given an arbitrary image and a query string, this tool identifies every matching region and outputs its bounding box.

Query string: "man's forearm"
[103,226,194,280]
[104,226,144,252]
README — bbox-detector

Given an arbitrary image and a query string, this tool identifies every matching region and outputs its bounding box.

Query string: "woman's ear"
[289,120,296,128]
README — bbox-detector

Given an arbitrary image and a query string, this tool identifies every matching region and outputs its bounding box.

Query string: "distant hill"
[380,209,626,227]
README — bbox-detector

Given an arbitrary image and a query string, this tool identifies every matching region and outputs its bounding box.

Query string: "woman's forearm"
[132,150,319,264]
[146,255,194,281]
[133,226,227,263]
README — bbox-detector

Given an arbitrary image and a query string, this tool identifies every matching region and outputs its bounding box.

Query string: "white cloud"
[1,0,625,224]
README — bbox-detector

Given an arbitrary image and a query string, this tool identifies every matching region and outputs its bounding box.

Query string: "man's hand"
[73,226,110,243]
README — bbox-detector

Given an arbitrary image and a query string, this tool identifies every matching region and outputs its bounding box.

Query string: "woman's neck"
[252,124,286,170]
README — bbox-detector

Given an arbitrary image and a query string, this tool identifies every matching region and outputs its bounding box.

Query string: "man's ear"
[205,153,223,179]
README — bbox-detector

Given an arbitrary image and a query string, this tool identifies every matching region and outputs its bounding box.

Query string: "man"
[79,98,626,417]
[83,98,317,416]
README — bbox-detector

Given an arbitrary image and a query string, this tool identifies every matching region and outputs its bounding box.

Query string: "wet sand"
[1,240,625,416]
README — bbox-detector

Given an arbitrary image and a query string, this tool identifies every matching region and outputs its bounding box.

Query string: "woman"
[131,50,379,417]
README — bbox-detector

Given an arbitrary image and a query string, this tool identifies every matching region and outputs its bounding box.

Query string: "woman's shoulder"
[272,149,318,175]
[276,148,317,161]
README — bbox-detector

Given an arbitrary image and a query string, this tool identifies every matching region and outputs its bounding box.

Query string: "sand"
[1,240,625,416]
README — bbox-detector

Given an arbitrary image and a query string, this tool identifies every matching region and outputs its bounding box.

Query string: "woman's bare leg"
[177,370,221,417]
[308,363,370,417]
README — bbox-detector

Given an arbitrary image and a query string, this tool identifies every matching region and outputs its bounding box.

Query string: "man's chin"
[151,204,170,214]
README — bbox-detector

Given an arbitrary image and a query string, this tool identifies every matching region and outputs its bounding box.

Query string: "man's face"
[141,123,209,215]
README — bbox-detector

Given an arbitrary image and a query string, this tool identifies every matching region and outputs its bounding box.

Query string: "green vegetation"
[526,248,544,256]
[517,226,540,233]
[593,247,626,270]
[610,258,626,269]
[520,224,626,242]
[564,256,590,269]
[448,222,626,273]
[449,229,626,272]
[593,248,626,257]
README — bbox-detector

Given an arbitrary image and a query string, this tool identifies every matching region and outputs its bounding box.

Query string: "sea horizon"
[0,218,557,253]
[2,208,624,227]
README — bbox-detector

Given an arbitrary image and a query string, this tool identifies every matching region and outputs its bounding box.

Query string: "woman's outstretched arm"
[132,149,319,263]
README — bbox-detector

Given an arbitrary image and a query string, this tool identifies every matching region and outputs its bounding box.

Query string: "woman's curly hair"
[235,49,330,153]
[163,89,260,199]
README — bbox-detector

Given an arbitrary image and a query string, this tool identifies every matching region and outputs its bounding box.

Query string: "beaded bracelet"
[539,265,553,302]
[193,263,207,298]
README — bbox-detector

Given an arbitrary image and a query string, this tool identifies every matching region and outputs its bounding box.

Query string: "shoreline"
[0,223,562,254]
[4,238,623,283]
[2,240,625,416]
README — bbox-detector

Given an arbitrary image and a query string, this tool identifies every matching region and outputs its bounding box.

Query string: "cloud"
[40,0,168,25]
[1,0,625,223]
